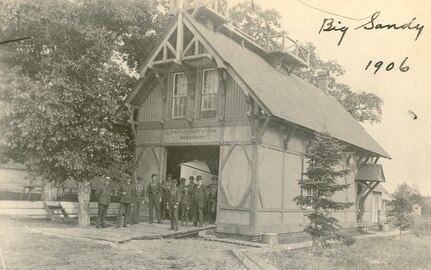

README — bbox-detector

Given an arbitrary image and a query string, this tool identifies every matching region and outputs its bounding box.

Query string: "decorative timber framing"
[125,104,140,142]
[355,162,385,222]
[124,2,390,237]
[356,180,380,222]
[216,68,227,123]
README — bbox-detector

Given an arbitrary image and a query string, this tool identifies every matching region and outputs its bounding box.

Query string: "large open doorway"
[166,145,220,183]
[165,145,220,225]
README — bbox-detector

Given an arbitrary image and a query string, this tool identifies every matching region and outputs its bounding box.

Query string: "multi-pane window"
[201,68,218,111]
[172,72,188,118]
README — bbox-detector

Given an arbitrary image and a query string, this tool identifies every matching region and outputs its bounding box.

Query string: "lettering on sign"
[164,128,220,143]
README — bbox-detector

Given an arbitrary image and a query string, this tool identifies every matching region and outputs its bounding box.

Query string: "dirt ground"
[0,217,246,270]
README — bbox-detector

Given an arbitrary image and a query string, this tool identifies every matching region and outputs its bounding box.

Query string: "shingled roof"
[186,14,390,158]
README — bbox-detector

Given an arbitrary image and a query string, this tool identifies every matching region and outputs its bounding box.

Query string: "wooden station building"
[125,0,390,239]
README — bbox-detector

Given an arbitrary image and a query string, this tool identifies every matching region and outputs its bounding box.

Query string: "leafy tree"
[229,1,383,124]
[294,131,354,253]
[0,0,168,225]
[78,0,170,71]
[388,183,423,235]
[229,1,282,47]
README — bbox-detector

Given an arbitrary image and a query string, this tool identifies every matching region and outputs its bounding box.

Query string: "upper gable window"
[172,72,188,119]
[201,68,218,112]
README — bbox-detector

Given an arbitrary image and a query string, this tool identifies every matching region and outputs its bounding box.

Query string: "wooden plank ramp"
[27,222,216,244]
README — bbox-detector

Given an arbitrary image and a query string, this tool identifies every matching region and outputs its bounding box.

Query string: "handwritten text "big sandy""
[318,11,425,46]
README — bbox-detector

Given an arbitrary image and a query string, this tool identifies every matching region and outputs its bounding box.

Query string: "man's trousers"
[96,203,109,227]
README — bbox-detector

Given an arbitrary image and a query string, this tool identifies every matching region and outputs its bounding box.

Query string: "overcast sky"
[232,0,431,195]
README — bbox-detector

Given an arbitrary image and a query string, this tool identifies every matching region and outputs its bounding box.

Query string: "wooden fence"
[0,200,120,219]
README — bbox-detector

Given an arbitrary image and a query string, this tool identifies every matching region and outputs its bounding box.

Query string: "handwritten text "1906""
[318,11,425,46]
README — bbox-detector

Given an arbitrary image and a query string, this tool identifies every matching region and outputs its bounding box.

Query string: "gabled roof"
[186,14,390,158]
[356,164,386,182]
[127,11,390,159]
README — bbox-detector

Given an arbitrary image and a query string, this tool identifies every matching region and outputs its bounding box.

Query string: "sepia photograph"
[0,0,430,269]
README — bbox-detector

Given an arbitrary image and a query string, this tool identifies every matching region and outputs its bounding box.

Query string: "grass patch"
[262,233,431,270]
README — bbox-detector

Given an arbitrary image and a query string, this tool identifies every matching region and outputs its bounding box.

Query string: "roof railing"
[265,31,310,67]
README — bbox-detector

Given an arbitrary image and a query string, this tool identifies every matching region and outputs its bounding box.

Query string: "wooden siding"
[225,74,248,119]
[136,129,162,145]
[217,209,250,226]
[284,153,302,209]
[219,145,252,207]
[261,124,284,148]
[135,146,164,188]
[137,66,250,130]
[138,83,164,122]
[224,126,252,141]
[258,147,283,209]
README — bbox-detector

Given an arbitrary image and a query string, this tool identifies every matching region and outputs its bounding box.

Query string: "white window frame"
[172,72,188,119]
[201,68,218,112]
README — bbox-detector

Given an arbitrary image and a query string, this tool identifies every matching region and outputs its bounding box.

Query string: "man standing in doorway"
[168,179,182,231]
[179,178,191,226]
[116,174,134,228]
[96,176,111,228]
[206,176,218,224]
[161,173,173,220]
[193,175,207,227]
[132,176,145,224]
[146,173,162,224]
[188,176,196,222]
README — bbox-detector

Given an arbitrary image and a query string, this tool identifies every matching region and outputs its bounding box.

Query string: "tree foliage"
[229,2,383,124]
[0,0,169,183]
[388,183,423,232]
[294,131,354,251]
[229,1,282,47]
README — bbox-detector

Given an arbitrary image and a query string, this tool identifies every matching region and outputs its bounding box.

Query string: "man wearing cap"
[116,174,135,228]
[161,173,173,220]
[193,175,208,227]
[146,173,162,224]
[132,176,145,224]
[206,176,218,224]
[168,179,182,231]
[95,176,112,228]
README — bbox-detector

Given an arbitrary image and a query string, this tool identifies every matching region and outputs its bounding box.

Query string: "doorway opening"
[165,145,220,225]
[166,145,220,183]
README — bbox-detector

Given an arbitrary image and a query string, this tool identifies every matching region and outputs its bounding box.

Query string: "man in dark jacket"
[168,180,182,231]
[146,173,162,224]
[95,176,112,228]
[161,173,173,220]
[179,178,191,226]
[193,175,208,227]
[206,176,218,224]
[116,175,135,228]
[188,176,196,221]
[132,176,145,224]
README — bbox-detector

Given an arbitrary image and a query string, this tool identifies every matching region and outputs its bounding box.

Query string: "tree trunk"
[78,179,91,227]
[42,180,57,201]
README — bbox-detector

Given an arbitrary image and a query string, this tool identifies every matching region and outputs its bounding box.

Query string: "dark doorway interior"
[166,145,220,182]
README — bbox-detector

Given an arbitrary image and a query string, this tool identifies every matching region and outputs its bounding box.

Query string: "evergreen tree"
[294,131,355,252]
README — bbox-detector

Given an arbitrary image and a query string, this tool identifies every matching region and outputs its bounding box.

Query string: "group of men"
[95,172,218,231]
[95,174,145,228]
